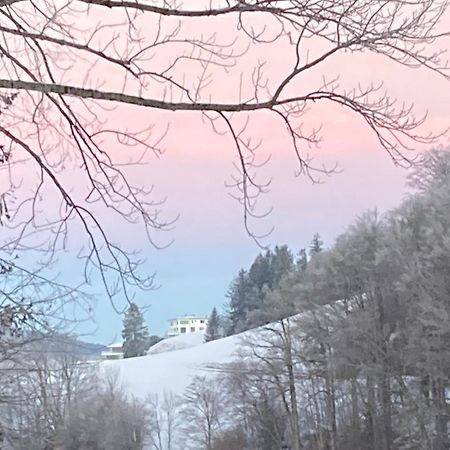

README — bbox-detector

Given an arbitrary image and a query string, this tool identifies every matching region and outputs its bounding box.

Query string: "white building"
[101,342,124,360]
[168,315,208,337]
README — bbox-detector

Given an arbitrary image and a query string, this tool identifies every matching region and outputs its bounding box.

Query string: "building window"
[200,320,204,323]
[180,327,186,333]
[190,327,195,332]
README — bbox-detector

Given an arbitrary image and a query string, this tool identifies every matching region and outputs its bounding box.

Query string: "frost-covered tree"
[122,303,150,358]
[58,371,148,450]
[296,248,308,273]
[270,246,294,286]
[309,233,324,257]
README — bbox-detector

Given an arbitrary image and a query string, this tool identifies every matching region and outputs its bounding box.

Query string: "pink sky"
[2,2,449,340]
[90,71,449,340]
[75,8,450,340]
[111,58,449,339]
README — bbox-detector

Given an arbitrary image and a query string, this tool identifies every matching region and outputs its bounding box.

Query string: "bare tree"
[181,376,227,450]
[0,0,448,309]
[0,258,93,361]
[57,368,148,450]
[146,391,181,450]
[0,345,95,449]
[222,360,287,450]
[239,318,304,450]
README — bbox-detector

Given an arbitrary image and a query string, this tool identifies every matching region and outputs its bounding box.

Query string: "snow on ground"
[147,331,205,355]
[104,333,242,398]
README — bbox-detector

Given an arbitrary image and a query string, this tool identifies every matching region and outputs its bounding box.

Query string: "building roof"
[169,315,208,321]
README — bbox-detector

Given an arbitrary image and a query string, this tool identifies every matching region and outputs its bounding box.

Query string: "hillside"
[147,331,205,355]
[104,332,242,398]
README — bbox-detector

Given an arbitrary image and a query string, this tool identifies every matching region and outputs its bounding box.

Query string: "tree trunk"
[322,344,337,450]
[282,320,301,450]
[351,378,360,431]
[310,376,325,450]
[367,374,378,450]
[433,380,449,450]
[380,372,392,450]
[375,287,392,450]
[287,350,301,450]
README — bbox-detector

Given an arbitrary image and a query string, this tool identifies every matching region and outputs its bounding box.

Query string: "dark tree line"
[224,239,324,335]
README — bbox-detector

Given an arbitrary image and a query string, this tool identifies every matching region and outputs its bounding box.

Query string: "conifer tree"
[227,269,257,335]
[248,252,273,291]
[309,233,324,257]
[205,307,220,342]
[296,248,308,273]
[121,303,150,358]
[227,248,297,334]
[271,245,294,285]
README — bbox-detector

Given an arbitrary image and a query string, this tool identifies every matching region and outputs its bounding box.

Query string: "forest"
[198,149,450,450]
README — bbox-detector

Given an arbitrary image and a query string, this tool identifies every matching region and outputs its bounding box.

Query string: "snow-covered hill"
[104,332,242,398]
[147,331,205,355]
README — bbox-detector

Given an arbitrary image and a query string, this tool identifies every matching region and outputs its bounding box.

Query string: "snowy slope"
[104,333,242,398]
[104,311,328,399]
[147,331,205,355]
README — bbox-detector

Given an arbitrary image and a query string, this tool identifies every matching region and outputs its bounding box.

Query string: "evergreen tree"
[248,251,274,291]
[205,307,220,342]
[270,245,294,285]
[296,248,308,273]
[121,303,150,358]
[309,233,323,257]
[227,248,297,334]
[226,269,257,335]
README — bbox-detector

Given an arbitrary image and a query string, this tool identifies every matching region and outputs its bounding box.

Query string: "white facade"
[101,342,124,360]
[168,316,208,337]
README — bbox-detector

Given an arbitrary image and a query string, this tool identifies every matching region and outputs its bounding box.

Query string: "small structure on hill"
[168,315,208,337]
[101,342,124,360]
